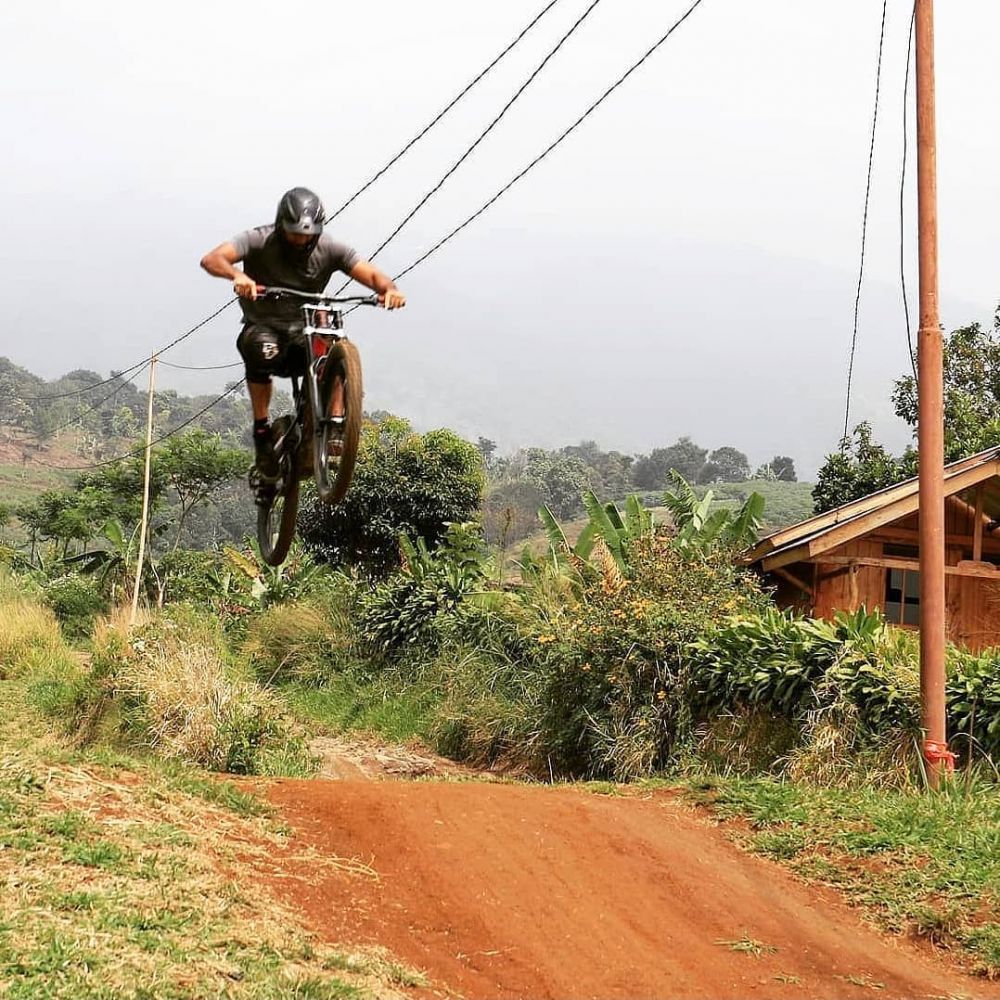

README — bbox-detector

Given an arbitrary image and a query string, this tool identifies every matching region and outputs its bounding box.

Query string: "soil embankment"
[263,778,999,1000]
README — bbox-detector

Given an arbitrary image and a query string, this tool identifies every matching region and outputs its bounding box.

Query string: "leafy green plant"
[360,523,488,656]
[662,472,764,554]
[42,574,107,640]
[947,646,1000,760]
[223,539,325,607]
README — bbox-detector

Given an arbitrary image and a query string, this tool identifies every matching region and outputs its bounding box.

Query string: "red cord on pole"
[922,739,956,773]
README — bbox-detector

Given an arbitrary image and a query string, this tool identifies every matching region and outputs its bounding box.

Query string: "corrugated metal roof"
[749,446,1000,570]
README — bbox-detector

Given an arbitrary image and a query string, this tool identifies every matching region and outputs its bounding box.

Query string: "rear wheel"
[314,340,363,503]
[256,472,300,567]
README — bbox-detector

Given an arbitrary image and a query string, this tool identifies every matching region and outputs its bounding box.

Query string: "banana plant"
[223,539,323,606]
[64,518,166,601]
[662,472,764,555]
[534,491,654,586]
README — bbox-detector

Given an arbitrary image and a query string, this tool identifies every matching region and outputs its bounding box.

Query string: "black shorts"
[236,323,308,385]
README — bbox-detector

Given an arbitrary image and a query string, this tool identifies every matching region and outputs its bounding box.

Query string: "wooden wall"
[773,493,1000,651]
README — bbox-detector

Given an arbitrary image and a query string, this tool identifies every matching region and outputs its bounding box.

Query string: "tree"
[15,490,100,558]
[561,441,635,499]
[699,446,751,484]
[0,373,31,438]
[892,316,1000,461]
[812,422,909,514]
[111,405,140,439]
[476,437,498,470]
[524,449,589,518]
[633,437,707,489]
[156,430,247,550]
[298,417,485,576]
[483,480,546,547]
[767,455,797,482]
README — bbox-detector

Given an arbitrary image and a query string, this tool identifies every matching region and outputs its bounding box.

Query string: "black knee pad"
[237,324,285,383]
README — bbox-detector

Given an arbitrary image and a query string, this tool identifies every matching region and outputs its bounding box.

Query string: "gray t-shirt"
[231,225,361,327]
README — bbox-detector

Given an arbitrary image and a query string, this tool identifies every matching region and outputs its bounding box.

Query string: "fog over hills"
[4,0,997,478]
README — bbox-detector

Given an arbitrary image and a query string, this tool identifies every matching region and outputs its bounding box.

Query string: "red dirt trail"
[265,779,999,1000]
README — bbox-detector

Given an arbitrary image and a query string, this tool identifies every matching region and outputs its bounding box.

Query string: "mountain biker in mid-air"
[200,186,406,479]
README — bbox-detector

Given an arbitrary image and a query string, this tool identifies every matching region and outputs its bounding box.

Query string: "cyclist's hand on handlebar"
[380,288,406,310]
[233,273,258,300]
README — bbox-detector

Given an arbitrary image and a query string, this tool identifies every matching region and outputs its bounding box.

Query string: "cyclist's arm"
[348,261,406,309]
[200,242,257,299]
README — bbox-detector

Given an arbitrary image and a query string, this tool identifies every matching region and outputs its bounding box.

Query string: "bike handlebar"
[256,286,379,307]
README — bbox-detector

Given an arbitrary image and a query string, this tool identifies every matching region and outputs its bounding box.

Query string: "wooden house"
[748,448,1000,651]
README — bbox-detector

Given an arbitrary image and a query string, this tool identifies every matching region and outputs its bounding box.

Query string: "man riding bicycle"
[200,186,405,479]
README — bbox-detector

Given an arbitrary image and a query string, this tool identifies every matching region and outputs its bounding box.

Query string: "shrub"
[43,574,108,639]
[299,417,485,577]
[687,607,925,784]
[157,548,225,605]
[243,599,355,685]
[947,647,1000,761]
[79,609,313,775]
[359,524,488,657]
[432,533,770,780]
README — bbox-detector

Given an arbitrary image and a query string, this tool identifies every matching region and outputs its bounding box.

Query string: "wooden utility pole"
[130,355,157,628]
[915,0,952,787]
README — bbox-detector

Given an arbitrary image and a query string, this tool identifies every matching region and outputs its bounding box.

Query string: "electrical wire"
[18,298,238,401]
[38,362,151,440]
[325,0,563,224]
[158,359,244,371]
[335,0,605,295]
[900,3,917,379]
[842,0,889,446]
[36,379,247,472]
[384,0,708,290]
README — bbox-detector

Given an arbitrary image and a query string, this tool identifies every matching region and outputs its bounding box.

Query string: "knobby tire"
[257,473,300,567]
[314,340,363,504]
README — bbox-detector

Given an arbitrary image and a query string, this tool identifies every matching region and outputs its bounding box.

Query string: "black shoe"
[253,430,279,481]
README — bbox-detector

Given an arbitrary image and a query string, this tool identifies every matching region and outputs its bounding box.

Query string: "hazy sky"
[3,1,998,477]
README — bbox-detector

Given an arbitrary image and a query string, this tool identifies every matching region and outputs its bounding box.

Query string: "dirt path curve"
[264,779,998,1000]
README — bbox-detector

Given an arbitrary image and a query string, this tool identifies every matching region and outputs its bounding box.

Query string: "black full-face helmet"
[274,187,325,250]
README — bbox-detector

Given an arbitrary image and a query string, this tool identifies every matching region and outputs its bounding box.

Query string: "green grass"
[282,674,439,744]
[0,462,73,507]
[686,774,1000,976]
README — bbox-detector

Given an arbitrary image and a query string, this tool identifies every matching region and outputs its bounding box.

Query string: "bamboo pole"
[130,355,157,628]
[915,0,951,787]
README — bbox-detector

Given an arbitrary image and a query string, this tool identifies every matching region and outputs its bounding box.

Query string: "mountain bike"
[250,287,377,566]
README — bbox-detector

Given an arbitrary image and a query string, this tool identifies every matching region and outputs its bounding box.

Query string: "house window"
[884,544,920,626]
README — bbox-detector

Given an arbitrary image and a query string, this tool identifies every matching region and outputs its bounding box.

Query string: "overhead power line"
[325,0,563,224]
[842,0,889,446]
[39,361,152,440]
[19,298,238,402]
[36,379,247,472]
[387,0,709,287]
[336,0,605,294]
[158,359,244,371]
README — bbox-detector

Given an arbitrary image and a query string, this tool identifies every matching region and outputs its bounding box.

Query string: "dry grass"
[86,609,314,776]
[0,676,422,998]
[0,579,65,679]
[243,601,351,684]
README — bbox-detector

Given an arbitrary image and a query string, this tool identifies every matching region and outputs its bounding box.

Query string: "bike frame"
[258,289,376,473]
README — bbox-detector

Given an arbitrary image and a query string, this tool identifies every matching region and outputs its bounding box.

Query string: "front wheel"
[257,473,300,567]
[314,340,363,503]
